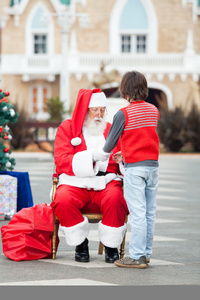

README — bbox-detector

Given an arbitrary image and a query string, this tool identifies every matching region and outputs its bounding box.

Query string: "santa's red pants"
[51,180,129,247]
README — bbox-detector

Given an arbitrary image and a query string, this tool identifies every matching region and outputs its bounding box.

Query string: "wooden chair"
[51,171,128,260]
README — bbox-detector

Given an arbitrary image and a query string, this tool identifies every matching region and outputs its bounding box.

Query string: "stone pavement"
[0,152,200,288]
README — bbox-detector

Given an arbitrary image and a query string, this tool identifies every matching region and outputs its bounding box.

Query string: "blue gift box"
[0,171,34,212]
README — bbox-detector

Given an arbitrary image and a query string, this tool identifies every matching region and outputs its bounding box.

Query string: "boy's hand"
[112,151,124,164]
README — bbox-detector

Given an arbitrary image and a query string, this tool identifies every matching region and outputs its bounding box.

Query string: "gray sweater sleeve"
[103,110,125,153]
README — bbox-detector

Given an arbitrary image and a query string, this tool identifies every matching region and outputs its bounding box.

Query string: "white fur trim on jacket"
[57,172,118,190]
[98,221,127,248]
[72,149,99,177]
[59,216,89,246]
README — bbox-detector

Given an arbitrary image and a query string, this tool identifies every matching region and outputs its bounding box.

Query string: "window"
[29,85,50,120]
[121,35,131,53]
[136,35,146,53]
[32,87,38,113]
[121,34,147,53]
[119,0,149,54]
[43,87,48,112]
[34,34,47,54]
[26,4,53,56]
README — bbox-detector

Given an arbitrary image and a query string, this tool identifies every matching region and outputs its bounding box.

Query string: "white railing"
[27,56,50,68]
[0,52,199,75]
[0,54,61,74]
[78,53,185,71]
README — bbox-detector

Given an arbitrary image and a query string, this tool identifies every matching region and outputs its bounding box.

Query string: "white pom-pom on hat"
[71,137,82,146]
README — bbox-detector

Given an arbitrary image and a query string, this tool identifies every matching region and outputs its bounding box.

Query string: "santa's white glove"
[105,173,117,184]
[93,149,111,162]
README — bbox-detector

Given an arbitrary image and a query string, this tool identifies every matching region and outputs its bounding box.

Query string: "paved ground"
[0,152,200,292]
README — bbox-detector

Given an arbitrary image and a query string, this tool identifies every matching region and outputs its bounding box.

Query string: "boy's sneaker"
[114,256,147,269]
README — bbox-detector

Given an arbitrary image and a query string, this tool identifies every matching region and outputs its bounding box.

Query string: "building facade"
[0,0,200,121]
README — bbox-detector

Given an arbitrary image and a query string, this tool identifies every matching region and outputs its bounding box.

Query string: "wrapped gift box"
[0,175,17,219]
[0,171,33,212]
[0,212,5,220]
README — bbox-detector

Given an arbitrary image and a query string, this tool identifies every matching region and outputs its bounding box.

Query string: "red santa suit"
[51,89,128,248]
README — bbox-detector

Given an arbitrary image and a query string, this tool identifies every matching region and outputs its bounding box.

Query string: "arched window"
[110,0,157,54]
[120,0,148,53]
[25,3,53,56]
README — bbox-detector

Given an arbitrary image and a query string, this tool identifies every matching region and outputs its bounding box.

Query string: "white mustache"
[94,117,103,122]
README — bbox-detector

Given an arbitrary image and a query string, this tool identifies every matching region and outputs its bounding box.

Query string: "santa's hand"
[105,173,116,184]
[93,149,111,162]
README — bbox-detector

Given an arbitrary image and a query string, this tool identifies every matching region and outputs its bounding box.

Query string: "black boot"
[105,246,119,263]
[75,238,90,262]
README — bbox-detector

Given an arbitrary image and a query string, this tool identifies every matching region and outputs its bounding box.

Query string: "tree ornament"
[6,161,12,168]
[4,125,10,132]
[0,97,8,103]
[2,106,8,112]
[10,109,15,117]
[4,91,10,96]
[0,89,18,171]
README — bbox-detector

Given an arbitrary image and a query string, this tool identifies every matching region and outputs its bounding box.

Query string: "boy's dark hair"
[119,71,148,102]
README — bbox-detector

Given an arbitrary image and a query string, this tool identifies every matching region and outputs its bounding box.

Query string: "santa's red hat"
[71,88,108,146]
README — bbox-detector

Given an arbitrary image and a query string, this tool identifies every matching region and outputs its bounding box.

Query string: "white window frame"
[29,84,51,120]
[120,31,148,54]
[25,2,54,56]
[109,0,158,55]
[33,33,48,55]
[136,35,147,53]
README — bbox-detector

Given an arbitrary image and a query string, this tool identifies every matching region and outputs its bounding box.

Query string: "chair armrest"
[52,173,59,202]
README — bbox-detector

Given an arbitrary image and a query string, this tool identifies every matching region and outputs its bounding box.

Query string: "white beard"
[83,116,107,136]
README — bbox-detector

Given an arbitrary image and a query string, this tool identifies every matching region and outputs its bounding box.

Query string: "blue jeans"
[124,166,158,260]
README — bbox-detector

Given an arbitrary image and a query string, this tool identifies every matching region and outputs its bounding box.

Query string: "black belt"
[96,171,109,176]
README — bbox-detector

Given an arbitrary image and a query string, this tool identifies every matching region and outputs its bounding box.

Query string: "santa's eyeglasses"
[88,107,107,115]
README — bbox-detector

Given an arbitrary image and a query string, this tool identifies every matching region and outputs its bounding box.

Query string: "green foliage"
[157,104,200,152]
[0,142,16,171]
[158,107,186,152]
[0,94,18,125]
[46,97,66,122]
[0,90,18,171]
[185,104,200,152]
[9,103,35,149]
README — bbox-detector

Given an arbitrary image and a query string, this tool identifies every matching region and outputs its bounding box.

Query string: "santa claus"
[51,88,128,263]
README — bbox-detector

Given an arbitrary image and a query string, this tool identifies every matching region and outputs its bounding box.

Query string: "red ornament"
[4,148,9,153]
[3,135,8,140]
[0,97,8,103]
[0,89,2,92]
[4,91,10,96]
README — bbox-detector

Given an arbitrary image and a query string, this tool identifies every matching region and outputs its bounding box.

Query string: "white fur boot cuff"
[60,216,89,246]
[98,221,127,248]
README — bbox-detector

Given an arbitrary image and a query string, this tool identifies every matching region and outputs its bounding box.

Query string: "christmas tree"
[0,89,18,171]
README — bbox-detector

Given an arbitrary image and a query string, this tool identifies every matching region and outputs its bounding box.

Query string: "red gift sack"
[1,203,59,261]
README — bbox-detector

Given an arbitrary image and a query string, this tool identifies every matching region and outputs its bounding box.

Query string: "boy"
[103,71,159,268]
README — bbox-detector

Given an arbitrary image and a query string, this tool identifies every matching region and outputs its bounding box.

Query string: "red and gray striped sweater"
[120,100,159,163]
